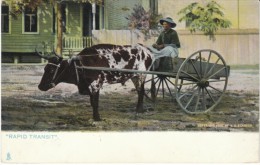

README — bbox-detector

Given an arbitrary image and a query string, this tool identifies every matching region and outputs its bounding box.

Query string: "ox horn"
[52,47,62,59]
[35,42,53,60]
[35,48,50,60]
[35,42,62,60]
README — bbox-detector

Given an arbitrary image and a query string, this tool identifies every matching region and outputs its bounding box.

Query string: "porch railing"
[62,36,92,50]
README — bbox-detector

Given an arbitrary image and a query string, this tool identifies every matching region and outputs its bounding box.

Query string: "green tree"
[7,0,102,55]
[178,0,231,40]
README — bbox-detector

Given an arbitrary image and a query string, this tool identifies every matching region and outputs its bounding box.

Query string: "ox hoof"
[94,118,102,121]
[93,116,102,121]
[79,91,89,95]
[136,109,145,113]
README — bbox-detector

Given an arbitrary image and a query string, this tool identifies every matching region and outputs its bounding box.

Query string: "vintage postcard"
[1,0,259,163]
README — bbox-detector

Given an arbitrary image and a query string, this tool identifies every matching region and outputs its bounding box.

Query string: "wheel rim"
[175,49,229,114]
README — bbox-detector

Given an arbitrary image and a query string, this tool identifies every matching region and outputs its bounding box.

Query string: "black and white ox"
[37,44,154,121]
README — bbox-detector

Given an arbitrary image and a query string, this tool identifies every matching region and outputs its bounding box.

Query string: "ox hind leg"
[131,76,146,113]
[90,91,101,121]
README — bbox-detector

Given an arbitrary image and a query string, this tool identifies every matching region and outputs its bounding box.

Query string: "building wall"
[105,0,149,30]
[1,2,84,55]
[1,4,55,53]
[155,0,259,65]
[158,0,259,30]
[92,29,259,65]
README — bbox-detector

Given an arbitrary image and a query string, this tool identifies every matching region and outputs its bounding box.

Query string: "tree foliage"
[5,0,102,19]
[178,0,231,40]
[126,4,162,39]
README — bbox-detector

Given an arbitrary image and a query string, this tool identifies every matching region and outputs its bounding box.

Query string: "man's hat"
[159,17,176,28]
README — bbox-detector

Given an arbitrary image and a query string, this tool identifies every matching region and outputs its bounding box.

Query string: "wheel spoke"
[202,88,207,111]
[164,79,174,97]
[179,85,198,100]
[153,77,160,85]
[203,51,212,77]
[155,79,162,97]
[205,87,216,103]
[166,77,175,86]
[162,79,165,98]
[208,79,226,83]
[181,70,200,82]
[145,76,158,83]
[206,67,226,80]
[199,52,202,77]
[208,85,224,93]
[205,57,220,78]
[184,86,198,109]
[194,87,201,112]
[190,59,201,79]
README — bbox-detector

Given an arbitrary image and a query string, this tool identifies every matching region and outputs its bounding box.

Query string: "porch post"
[56,2,63,56]
[92,3,96,30]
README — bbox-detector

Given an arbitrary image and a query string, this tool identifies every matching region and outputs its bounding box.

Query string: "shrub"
[178,1,231,40]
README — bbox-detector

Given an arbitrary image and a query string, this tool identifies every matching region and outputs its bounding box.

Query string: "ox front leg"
[131,76,145,113]
[136,82,145,113]
[90,91,101,121]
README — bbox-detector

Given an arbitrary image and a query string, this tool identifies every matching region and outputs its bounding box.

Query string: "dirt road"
[1,65,259,131]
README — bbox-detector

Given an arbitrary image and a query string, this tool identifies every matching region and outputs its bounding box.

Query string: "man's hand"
[157,44,164,49]
[152,44,164,50]
[152,43,158,48]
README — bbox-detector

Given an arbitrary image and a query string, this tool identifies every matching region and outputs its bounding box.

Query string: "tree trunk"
[56,3,63,56]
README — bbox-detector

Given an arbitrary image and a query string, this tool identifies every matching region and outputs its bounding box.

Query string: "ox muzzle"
[38,62,61,91]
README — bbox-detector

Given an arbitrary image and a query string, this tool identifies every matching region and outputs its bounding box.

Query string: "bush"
[178,1,231,40]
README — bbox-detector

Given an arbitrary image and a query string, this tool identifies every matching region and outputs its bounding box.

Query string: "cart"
[79,49,230,114]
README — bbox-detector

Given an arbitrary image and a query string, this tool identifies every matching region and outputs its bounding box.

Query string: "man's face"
[162,22,171,30]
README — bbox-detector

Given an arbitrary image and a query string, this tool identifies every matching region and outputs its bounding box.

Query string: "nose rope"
[52,64,60,81]
[47,62,64,87]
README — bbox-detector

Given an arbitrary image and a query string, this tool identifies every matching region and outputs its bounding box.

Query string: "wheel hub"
[197,79,209,88]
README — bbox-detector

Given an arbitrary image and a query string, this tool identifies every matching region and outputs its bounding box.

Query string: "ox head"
[36,46,64,91]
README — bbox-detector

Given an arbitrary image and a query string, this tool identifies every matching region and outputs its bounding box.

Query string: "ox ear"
[47,56,63,64]
[52,48,63,62]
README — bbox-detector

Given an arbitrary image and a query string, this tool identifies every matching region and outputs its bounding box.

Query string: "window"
[150,0,158,14]
[1,5,9,33]
[52,7,56,33]
[24,7,38,32]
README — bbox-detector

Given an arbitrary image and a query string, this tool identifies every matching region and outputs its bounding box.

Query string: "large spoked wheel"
[144,74,183,102]
[175,49,229,114]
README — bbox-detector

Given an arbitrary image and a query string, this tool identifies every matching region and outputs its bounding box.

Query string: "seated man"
[148,17,181,69]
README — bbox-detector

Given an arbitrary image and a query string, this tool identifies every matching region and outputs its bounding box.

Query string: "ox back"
[75,44,153,93]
